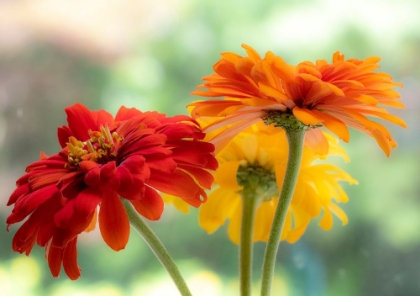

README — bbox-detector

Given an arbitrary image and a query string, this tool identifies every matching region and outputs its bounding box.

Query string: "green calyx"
[236,165,278,202]
[262,110,321,132]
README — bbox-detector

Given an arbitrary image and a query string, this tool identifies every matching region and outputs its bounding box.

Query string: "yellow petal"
[227,204,242,244]
[163,194,190,214]
[214,161,243,191]
[285,207,311,243]
[199,188,240,234]
[318,207,333,230]
[323,132,350,162]
[254,200,276,242]
[328,203,348,225]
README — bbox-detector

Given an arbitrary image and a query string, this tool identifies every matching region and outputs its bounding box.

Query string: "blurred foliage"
[1,0,420,295]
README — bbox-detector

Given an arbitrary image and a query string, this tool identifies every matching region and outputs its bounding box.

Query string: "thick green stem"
[239,191,260,296]
[123,199,192,296]
[260,129,305,296]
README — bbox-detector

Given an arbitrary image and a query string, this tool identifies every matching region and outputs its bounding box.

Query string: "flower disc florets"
[66,125,123,169]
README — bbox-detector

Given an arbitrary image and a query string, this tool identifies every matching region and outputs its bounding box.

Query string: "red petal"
[171,148,217,169]
[99,191,130,251]
[130,186,163,220]
[57,126,72,148]
[65,103,99,141]
[91,109,114,127]
[99,162,119,191]
[119,134,167,158]
[54,188,101,234]
[116,166,146,200]
[11,219,40,254]
[115,106,142,121]
[147,169,206,207]
[29,170,68,191]
[117,155,146,175]
[145,157,177,173]
[10,196,61,253]
[7,183,29,206]
[7,184,58,224]
[58,172,86,199]
[47,242,64,278]
[84,166,101,187]
[79,160,100,172]
[168,139,215,152]
[51,228,77,249]
[158,124,196,141]
[159,114,199,126]
[63,237,81,280]
[177,165,214,189]
[37,214,56,246]
[26,159,67,172]
[100,162,116,179]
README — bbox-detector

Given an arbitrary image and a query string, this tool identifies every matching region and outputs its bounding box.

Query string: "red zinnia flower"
[6,103,217,280]
[189,44,406,155]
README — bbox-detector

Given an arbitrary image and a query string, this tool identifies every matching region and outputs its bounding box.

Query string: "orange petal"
[304,129,329,157]
[349,108,407,128]
[188,100,244,117]
[293,106,324,125]
[258,83,291,102]
[271,56,296,83]
[241,44,262,62]
[251,60,277,88]
[235,57,255,76]
[99,191,130,251]
[210,116,263,153]
[311,110,350,142]
[304,81,334,105]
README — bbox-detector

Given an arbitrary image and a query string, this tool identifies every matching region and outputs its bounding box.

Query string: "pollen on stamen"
[66,126,123,169]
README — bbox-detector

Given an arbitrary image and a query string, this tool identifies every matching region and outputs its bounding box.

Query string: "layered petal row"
[189,44,406,155]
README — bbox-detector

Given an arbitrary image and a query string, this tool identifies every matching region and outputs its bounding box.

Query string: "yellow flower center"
[236,165,278,201]
[66,125,123,169]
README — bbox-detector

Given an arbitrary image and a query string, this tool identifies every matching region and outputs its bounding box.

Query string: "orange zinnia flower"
[189,44,406,155]
[6,103,217,280]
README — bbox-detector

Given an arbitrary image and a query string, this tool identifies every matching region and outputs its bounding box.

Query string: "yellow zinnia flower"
[198,124,357,244]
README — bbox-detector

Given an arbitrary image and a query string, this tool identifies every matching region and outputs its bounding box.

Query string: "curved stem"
[260,129,305,296]
[123,199,192,296]
[239,191,260,296]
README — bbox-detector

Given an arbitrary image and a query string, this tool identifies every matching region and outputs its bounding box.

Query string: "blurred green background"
[1,0,419,295]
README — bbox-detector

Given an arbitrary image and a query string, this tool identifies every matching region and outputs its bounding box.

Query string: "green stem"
[239,191,260,296]
[123,199,192,296]
[260,129,305,296]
